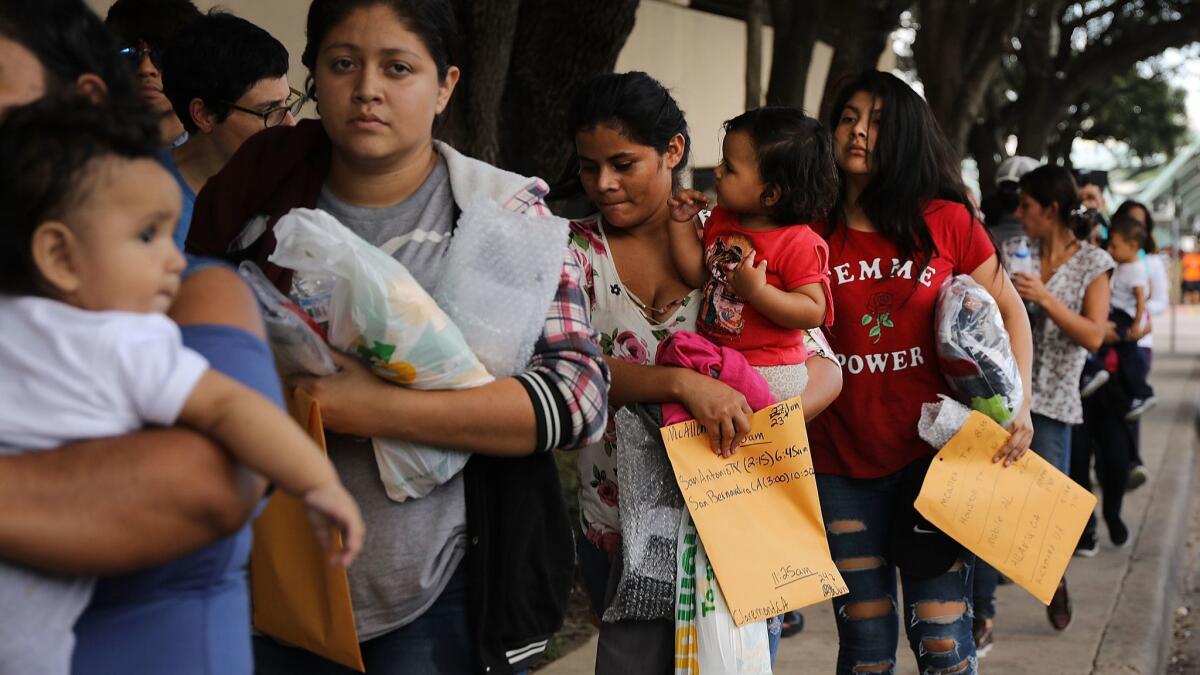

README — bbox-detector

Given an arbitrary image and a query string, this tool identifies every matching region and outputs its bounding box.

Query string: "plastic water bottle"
[1009,237,1038,315]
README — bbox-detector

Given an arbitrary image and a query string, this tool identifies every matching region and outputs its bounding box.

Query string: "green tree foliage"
[1055,64,1190,165]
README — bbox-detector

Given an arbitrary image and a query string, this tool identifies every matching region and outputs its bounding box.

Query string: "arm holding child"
[179,370,363,565]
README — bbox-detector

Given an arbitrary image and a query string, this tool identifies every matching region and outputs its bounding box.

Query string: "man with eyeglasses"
[105,0,201,147]
[159,10,302,248]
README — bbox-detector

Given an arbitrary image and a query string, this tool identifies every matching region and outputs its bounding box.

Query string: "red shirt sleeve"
[774,227,834,327]
[945,202,997,275]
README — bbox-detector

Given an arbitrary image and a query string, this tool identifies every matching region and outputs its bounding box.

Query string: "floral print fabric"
[1002,237,1114,424]
[568,215,700,556]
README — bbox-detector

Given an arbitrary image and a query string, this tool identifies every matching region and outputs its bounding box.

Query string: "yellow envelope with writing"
[661,397,847,625]
[915,411,1097,605]
[250,388,364,672]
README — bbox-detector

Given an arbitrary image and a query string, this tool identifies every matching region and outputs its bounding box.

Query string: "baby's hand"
[668,189,709,223]
[303,481,365,567]
[730,250,768,300]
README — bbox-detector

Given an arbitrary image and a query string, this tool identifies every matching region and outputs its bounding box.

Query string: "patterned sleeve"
[515,250,611,451]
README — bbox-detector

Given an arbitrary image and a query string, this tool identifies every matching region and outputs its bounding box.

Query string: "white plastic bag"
[934,275,1023,426]
[675,512,772,674]
[269,208,492,501]
[269,208,493,390]
[238,261,337,377]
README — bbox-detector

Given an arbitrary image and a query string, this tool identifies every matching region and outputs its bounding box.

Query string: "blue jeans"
[1031,413,1072,473]
[817,468,977,675]
[974,413,1073,618]
[253,564,474,674]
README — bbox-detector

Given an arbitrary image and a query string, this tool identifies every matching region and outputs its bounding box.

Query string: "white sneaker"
[1126,396,1157,421]
[1126,465,1148,492]
[1080,370,1110,398]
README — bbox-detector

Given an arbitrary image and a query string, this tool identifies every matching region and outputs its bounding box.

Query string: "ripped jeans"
[817,468,977,675]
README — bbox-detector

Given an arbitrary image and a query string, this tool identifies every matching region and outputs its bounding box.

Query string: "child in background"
[1080,217,1156,419]
[0,97,363,675]
[667,107,838,414]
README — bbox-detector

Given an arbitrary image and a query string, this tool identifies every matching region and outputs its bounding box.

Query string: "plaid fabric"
[509,185,609,452]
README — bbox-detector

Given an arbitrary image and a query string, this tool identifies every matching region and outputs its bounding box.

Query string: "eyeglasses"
[118,43,163,68]
[226,88,307,128]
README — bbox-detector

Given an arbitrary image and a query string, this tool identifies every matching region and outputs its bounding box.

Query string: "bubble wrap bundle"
[603,405,685,623]
[238,261,337,376]
[935,274,1023,426]
[268,208,492,502]
[431,197,569,377]
[918,395,973,450]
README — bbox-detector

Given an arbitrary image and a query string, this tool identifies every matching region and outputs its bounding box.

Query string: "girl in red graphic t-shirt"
[808,70,1034,674]
[667,107,840,412]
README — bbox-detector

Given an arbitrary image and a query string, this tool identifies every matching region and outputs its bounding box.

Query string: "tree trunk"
[914,0,1030,155]
[764,0,823,108]
[818,0,906,123]
[745,0,765,110]
[968,120,1003,193]
[442,0,521,163]
[1014,91,1060,159]
[498,0,638,181]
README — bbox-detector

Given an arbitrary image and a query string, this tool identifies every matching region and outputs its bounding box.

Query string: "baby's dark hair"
[723,106,839,224]
[1109,216,1147,249]
[0,95,161,295]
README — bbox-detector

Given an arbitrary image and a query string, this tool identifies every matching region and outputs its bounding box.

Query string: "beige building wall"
[617,0,896,168]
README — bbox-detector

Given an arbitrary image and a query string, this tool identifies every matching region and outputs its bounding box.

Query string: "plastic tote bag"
[674,512,772,674]
[269,208,493,501]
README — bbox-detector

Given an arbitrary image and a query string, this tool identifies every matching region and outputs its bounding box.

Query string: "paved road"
[544,306,1200,674]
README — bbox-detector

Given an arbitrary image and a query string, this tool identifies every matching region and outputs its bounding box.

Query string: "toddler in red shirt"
[668,107,839,401]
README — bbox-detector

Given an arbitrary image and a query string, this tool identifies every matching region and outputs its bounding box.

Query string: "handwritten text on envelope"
[916,411,1097,605]
[661,397,847,625]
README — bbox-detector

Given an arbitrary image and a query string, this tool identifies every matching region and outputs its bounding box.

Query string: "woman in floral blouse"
[566,71,843,673]
[993,164,1113,633]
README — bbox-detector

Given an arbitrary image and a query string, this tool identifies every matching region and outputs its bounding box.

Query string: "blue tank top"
[72,261,280,675]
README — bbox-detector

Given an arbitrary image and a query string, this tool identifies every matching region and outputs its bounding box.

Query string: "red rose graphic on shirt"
[861,291,896,344]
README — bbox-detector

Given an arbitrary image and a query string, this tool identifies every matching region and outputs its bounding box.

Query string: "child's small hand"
[668,189,709,223]
[303,481,365,567]
[730,250,768,300]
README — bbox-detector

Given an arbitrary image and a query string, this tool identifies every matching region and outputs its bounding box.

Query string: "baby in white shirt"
[0,97,363,674]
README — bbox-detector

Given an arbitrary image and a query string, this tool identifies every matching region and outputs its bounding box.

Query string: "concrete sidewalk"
[543,307,1200,674]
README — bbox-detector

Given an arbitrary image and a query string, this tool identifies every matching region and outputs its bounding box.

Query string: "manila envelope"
[661,397,847,625]
[915,411,1097,605]
[250,388,364,671]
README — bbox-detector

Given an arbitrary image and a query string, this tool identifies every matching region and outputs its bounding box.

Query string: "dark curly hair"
[1109,216,1147,250]
[723,106,839,224]
[103,0,201,50]
[0,0,138,111]
[0,95,161,295]
[1114,199,1157,252]
[161,11,290,134]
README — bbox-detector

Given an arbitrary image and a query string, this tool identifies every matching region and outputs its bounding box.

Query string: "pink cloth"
[655,331,776,426]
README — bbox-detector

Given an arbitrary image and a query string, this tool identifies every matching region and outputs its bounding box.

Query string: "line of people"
[0,1,1151,674]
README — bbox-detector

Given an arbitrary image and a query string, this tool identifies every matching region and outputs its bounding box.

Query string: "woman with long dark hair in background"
[808,70,1033,674]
